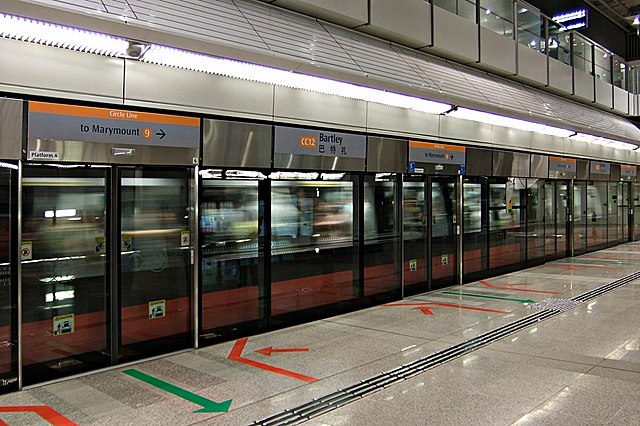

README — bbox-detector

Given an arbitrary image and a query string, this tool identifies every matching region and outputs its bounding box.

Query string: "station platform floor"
[4,243,640,425]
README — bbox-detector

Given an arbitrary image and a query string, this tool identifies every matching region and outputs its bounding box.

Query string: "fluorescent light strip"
[0,14,636,152]
[448,107,575,138]
[140,45,452,114]
[571,133,638,150]
[0,12,128,56]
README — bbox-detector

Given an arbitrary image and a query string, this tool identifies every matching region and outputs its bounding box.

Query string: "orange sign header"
[29,101,199,127]
[409,141,466,152]
[549,156,576,164]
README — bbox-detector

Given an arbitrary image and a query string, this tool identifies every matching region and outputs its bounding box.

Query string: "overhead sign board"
[274,126,366,159]
[549,156,577,173]
[621,164,637,178]
[409,141,465,165]
[28,101,200,151]
[590,161,610,175]
[553,8,588,31]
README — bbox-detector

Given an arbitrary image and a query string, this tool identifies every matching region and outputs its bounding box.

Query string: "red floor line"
[383,302,508,314]
[0,406,77,426]
[425,302,509,314]
[228,339,317,383]
[479,280,560,295]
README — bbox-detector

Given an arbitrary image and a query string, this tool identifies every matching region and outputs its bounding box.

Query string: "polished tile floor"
[4,243,640,425]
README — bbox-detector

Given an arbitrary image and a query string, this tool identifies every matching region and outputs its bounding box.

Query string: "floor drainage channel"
[251,270,640,426]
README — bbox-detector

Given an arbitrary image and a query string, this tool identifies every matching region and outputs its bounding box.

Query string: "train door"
[118,167,192,361]
[543,181,556,260]
[269,173,359,323]
[403,176,458,292]
[557,181,570,257]
[573,181,587,255]
[199,172,264,341]
[544,180,569,261]
[527,178,545,265]
[403,176,427,291]
[21,165,110,383]
[430,176,458,289]
[488,177,527,274]
[363,173,402,300]
[20,166,194,383]
[0,162,17,392]
[609,182,628,245]
[587,181,608,251]
[634,183,640,241]
[462,177,487,283]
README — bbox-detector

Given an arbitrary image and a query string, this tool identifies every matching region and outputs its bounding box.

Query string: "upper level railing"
[435,0,633,93]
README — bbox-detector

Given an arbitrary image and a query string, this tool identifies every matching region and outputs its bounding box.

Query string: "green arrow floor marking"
[122,369,232,413]
[441,291,535,304]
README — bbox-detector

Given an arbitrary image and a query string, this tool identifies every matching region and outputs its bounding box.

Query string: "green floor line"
[440,291,535,304]
[122,369,232,413]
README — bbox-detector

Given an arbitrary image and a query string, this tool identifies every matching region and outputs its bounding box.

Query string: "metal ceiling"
[587,0,640,30]
[7,0,640,143]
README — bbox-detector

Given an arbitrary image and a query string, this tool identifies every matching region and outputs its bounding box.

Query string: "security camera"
[126,43,144,58]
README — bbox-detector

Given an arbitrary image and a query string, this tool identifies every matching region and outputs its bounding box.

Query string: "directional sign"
[478,280,560,295]
[122,369,231,413]
[28,101,199,149]
[384,302,509,315]
[228,338,317,383]
[0,406,77,426]
[255,346,310,356]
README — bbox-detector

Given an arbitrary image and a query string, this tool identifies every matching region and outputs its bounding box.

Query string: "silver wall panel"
[427,7,478,64]
[576,159,589,180]
[516,45,547,87]
[491,126,532,150]
[202,119,272,168]
[465,148,492,176]
[531,154,548,178]
[632,94,639,116]
[25,139,198,166]
[573,70,594,102]
[479,28,516,76]
[0,98,23,160]
[124,61,274,120]
[613,86,629,115]
[439,115,493,144]
[594,79,613,110]
[547,59,573,95]
[366,103,439,138]
[492,151,530,177]
[530,132,565,156]
[267,0,368,27]
[273,86,367,131]
[367,137,406,173]
[273,153,365,171]
[0,38,124,103]
[610,163,621,181]
[362,0,431,48]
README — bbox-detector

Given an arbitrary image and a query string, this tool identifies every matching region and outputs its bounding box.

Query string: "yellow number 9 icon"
[143,128,153,139]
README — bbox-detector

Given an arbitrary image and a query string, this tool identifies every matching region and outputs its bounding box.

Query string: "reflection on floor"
[5,243,640,425]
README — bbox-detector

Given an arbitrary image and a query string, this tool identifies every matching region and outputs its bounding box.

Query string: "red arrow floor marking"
[413,306,434,315]
[229,338,317,383]
[479,280,560,295]
[255,346,310,356]
[385,302,508,314]
[0,406,77,426]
